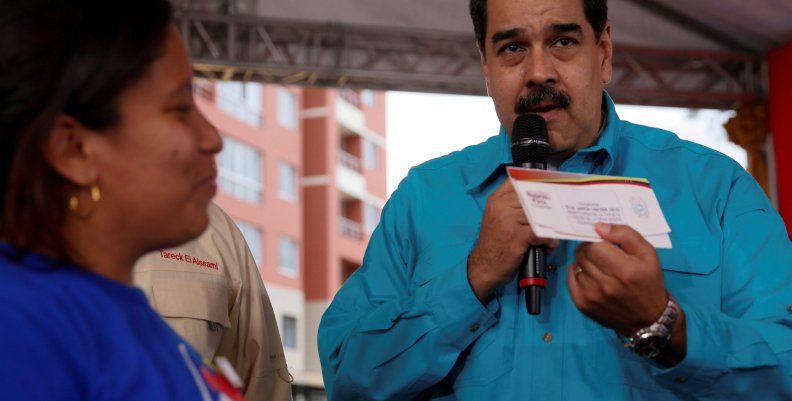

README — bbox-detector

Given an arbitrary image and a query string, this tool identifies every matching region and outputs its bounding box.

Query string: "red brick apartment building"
[194,80,387,400]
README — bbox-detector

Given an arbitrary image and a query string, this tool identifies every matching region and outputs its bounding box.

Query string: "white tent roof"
[180,0,792,108]
[252,0,792,53]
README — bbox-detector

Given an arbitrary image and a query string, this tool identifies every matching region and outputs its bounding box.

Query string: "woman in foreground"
[0,0,245,399]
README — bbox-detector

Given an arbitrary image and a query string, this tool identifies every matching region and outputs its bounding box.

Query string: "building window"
[362,138,378,170]
[363,203,380,234]
[277,88,297,129]
[278,237,299,277]
[278,162,298,202]
[216,81,262,127]
[281,315,297,349]
[218,136,262,203]
[234,220,263,266]
[361,90,376,107]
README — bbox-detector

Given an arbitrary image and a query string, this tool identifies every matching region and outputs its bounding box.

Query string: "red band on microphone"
[519,278,547,288]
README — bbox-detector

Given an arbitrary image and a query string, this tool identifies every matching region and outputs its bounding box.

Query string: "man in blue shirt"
[318,0,792,399]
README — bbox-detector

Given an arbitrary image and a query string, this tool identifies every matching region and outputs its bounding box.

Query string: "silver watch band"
[620,293,680,358]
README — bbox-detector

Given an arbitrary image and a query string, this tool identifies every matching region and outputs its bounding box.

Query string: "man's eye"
[556,38,575,47]
[502,44,522,53]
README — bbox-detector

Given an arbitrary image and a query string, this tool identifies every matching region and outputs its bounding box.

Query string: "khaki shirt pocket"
[151,277,232,359]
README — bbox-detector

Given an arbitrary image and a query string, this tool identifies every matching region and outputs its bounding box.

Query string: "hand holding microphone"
[467,114,557,308]
[511,114,551,315]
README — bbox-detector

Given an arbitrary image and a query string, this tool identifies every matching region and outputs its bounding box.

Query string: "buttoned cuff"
[650,301,726,393]
[424,259,500,350]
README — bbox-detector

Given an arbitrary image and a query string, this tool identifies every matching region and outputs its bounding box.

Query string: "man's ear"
[478,43,492,97]
[599,23,613,84]
[42,115,99,187]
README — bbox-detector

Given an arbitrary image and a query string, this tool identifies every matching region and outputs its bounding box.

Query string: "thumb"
[594,223,654,257]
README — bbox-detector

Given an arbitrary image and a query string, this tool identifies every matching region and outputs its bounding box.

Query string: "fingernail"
[596,223,611,234]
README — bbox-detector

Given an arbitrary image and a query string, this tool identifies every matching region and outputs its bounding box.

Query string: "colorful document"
[507,167,672,248]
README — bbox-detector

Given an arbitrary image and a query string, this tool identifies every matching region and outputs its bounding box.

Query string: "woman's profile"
[0,1,245,399]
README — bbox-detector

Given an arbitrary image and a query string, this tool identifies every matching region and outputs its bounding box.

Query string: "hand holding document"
[507,167,672,248]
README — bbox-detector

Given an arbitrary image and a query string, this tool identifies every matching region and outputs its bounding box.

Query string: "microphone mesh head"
[511,114,549,165]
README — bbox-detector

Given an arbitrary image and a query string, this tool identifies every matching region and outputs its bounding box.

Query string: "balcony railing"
[217,95,262,127]
[192,79,215,102]
[338,89,362,109]
[339,216,362,240]
[338,149,361,172]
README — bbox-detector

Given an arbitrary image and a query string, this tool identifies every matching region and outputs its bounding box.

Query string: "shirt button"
[675,376,688,384]
[542,332,553,343]
[547,264,556,273]
[469,323,480,332]
[787,305,792,314]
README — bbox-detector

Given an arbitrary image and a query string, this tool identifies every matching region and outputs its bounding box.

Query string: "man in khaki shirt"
[134,202,292,401]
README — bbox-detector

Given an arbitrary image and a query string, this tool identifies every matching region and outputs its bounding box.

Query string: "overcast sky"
[385,91,745,195]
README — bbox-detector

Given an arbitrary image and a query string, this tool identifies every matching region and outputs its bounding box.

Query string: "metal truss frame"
[175,10,764,110]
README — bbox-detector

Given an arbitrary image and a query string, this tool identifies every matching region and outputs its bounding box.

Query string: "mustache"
[515,85,571,114]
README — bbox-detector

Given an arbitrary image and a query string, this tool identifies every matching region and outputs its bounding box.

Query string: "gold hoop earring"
[69,195,79,211]
[91,185,101,202]
[67,184,101,218]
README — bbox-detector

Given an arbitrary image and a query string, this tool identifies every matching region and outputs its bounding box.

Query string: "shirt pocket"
[151,277,232,357]
[656,240,722,311]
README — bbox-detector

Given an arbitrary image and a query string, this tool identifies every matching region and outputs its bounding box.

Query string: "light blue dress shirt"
[318,93,792,400]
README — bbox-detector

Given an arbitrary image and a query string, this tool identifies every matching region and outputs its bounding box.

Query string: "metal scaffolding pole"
[175,9,763,110]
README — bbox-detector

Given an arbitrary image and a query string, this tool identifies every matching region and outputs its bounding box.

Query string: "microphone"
[511,114,550,315]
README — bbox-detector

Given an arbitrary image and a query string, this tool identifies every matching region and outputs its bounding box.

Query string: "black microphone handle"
[522,246,546,315]
[517,161,548,315]
[520,162,546,170]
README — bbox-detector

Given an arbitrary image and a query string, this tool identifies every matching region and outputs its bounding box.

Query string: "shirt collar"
[464,126,512,192]
[463,91,621,193]
[574,91,619,174]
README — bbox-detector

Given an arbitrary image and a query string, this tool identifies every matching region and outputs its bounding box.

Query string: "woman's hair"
[0,0,173,257]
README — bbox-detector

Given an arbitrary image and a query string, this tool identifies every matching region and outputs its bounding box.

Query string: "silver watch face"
[632,334,669,358]
[623,294,680,358]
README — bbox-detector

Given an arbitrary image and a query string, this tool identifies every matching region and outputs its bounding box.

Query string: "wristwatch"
[620,293,680,358]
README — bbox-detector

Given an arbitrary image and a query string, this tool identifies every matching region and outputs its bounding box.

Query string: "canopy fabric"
[248,0,792,53]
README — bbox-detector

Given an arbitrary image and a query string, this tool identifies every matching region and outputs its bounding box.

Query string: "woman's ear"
[42,115,99,187]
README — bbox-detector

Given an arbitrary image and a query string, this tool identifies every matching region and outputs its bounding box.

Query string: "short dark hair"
[0,0,173,257]
[470,0,608,52]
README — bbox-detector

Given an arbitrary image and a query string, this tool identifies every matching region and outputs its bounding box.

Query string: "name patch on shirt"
[159,250,219,270]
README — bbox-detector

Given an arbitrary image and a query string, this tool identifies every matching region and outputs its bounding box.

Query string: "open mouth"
[526,104,560,113]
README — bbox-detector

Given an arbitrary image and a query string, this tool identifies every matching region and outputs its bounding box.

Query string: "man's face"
[480,0,612,159]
